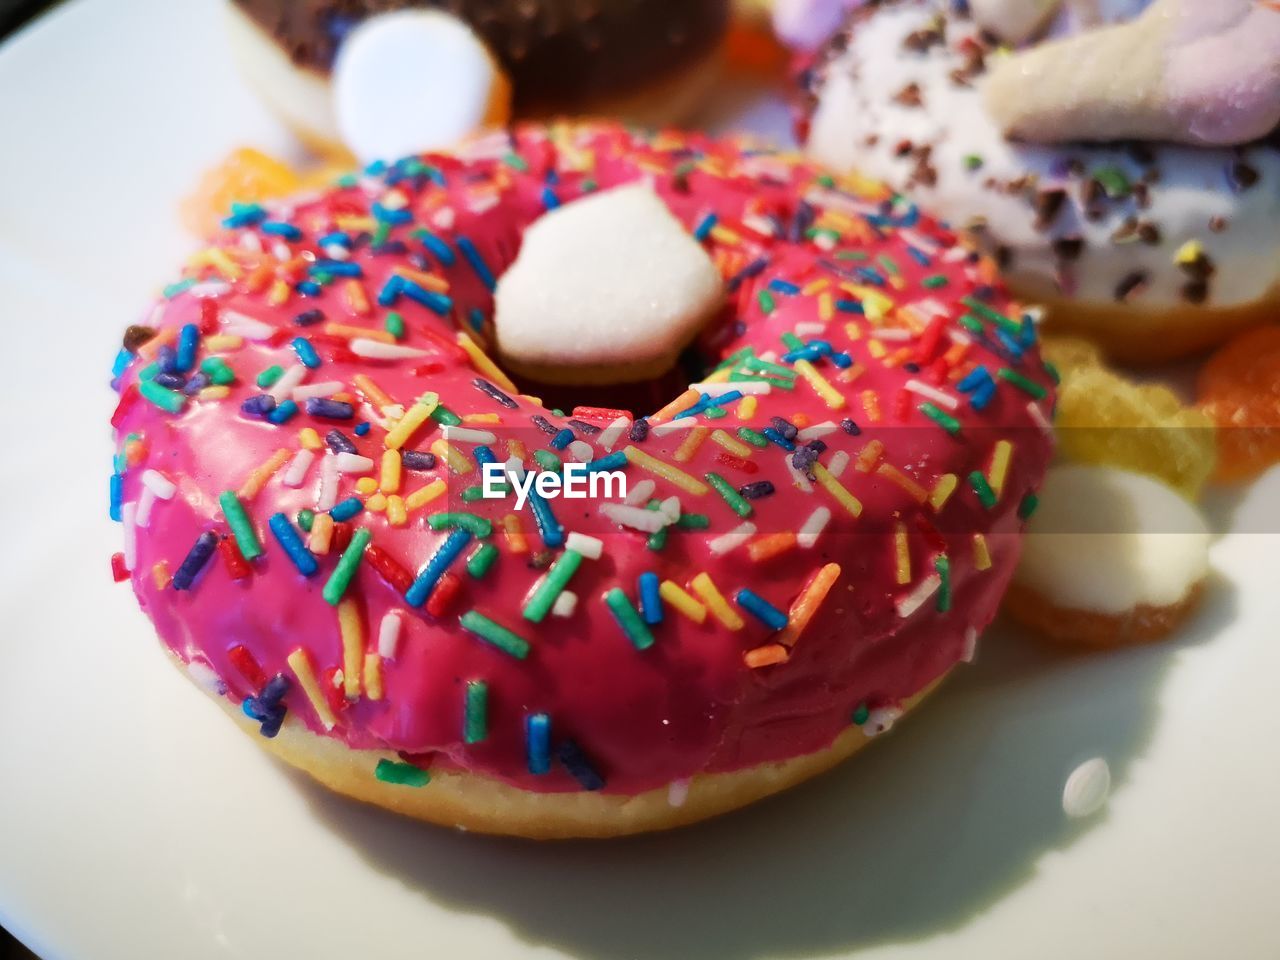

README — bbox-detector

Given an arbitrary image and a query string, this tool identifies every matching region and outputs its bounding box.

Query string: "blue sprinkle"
[173,531,219,590]
[836,298,864,314]
[526,713,551,775]
[694,213,717,242]
[267,399,298,424]
[268,513,319,577]
[526,487,565,549]
[259,674,291,707]
[173,324,199,373]
[400,278,453,316]
[241,696,286,738]
[830,352,853,369]
[549,428,574,451]
[906,246,932,268]
[762,427,796,451]
[111,348,134,379]
[291,337,321,369]
[768,279,801,296]
[296,281,323,297]
[736,588,788,631]
[405,529,473,606]
[782,345,824,363]
[153,372,186,391]
[329,497,364,523]
[467,306,485,333]
[473,445,498,468]
[309,259,363,277]
[541,186,560,210]
[372,202,413,224]
[638,572,663,625]
[402,450,437,471]
[377,275,404,307]
[585,451,627,473]
[353,422,371,437]
[456,236,496,291]
[557,740,604,790]
[972,380,997,411]
[305,397,353,420]
[110,473,123,522]
[957,365,993,393]
[156,345,178,375]
[418,230,456,266]
[261,221,303,241]
[317,232,350,248]
[221,203,266,228]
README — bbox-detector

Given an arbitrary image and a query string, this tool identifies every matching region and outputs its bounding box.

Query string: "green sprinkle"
[604,588,655,650]
[1044,361,1061,386]
[461,485,491,502]
[958,314,986,336]
[427,512,494,538]
[371,222,391,248]
[968,471,997,510]
[163,278,196,299]
[1018,492,1040,520]
[430,403,462,427]
[459,610,530,659]
[961,297,1020,334]
[834,250,869,261]
[730,371,795,390]
[676,513,710,530]
[335,173,358,189]
[919,403,961,435]
[703,405,727,420]
[374,759,430,788]
[877,254,901,277]
[963,154,984,171]
[463,681,488,744]
[467,542,499,579]
[218,490,263,561]
[736,427,770,448]
[138,362,159,382]
[1093,165,1132,198]
[255,364,283,388]
[817,174,836,189]
[780,331,805,352]
[743,356,798,379]
[922,275,949,289]
[934,556,951,613]
[645,501,669,551]
[296,508,315,533]
[705,471,753,518]
[322,527,371,605]
[758,289,777,315]
[385,311,405,340]
[139,379,186,414]
[714,345,754,372]
[997,368,1048,400]
[311,271,333,286]
[196,357,234,385]
[533,449,562,472]
[523,549,583,622]
[502,152,529,172]
[852,702,870,725]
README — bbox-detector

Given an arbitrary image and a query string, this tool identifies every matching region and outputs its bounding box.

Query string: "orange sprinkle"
[747,532,797,563]
[352,373,395,410]
[343,278,371,316]
[651,388,701,424]
[502,513,529,554]
[673,426,711,463]
[325,322,394,344]
[151,561,171,590]
[776,563,841,648]
[855,439,884,472]
[744,644,790,669]
[861,390,882,422]
[239,448,291,500]
[876,463,929,503]
[392,265,449,292]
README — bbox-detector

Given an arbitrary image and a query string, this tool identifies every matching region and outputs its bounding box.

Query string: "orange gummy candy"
[1198,325,1280,483]
[181,147,303,236]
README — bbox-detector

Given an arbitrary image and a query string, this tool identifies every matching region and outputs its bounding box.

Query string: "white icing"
[1014,464,1210,614]
[494,184,722,376]
[806,0,1280,310]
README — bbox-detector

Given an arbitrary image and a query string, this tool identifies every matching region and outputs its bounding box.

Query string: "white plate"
[1,1,1278,958]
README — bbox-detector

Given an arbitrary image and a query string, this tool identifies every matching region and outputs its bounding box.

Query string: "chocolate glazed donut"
[230,0,730,129]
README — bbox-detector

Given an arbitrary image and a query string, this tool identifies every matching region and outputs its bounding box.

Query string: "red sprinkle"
[228,644,267,690]
[426,571,464,617]
[915,315,946,365]
[331,522,354,554]
[199,299,220,334]
[110,552,130,582]
[365,545,415,595]
[218,536,252,580]
[320,666,348,717]
[714,451,759,474]
[572,406,633,422]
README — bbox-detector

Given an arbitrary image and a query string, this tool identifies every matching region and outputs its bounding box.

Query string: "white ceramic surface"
[1,1,1278,957]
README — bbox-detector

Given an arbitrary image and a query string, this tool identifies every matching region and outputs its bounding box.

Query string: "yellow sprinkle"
[813,463,863,517]
[462,413,501,424]
[710,429,754,458]
[894,522,911,586]
[337,598,363,701]
[150,561,171,590]
[239,448,291,501]
[362,652,383,701]
[202,334,242,352]
[1175,239,1204,266]
[623,446,709,496]
[793,359,846,410]
[502,513,528,553]
[380,449,401,494]
[298,428,323,451]
[431,439,473,474]
[457,332,518,395]
[287,648,336,731]
[386,495,407,527]
[334,215,376,233]
[267,278,290,307]
[861,390,881,422]
[325,321,392,343]
[384,393,439,450]
[404,478,447,512]
[659,580,707,624]
[673,426,711,463]
[844,322,862,341]
[929,473,958,511]
[690,572,744,631]
[867,340,887,359]
[709,224,742,245]
[877,463,929,503]
[818,292,834,322]
[309,513,334,555]
[702,366,733,385]
[775,563,841,648]
[355,476,378,495]
[737,395,758,420]
[365,493,388,512]
[206,247,242,281]
[801,279,830,296]
[391,265,449,292]
[987,440,1013,499]
[973,532,992,571]
[198,386,231,401]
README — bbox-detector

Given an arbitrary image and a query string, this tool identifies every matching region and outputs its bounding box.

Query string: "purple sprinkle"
[629,418,650,442]
[771,416,798,441]
[172,531,218,590]
[325,430,357,454]
[567,419,601,437]
[402,450,437,471]
[182,372,211,396]
[153,372,186,391]
[556,740,605,791]
[531,415,557,436]
[738,480,775,500]
[473,378,517,409]
[841,418,861,436]
[305,397,354,420]
[241,394,277,419]
[293,308,324,326]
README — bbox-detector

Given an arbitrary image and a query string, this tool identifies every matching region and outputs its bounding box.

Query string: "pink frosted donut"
[110,123,1054,837]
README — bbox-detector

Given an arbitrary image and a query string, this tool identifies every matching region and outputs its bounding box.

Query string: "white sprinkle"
[267,365,308,404]
[568,440,594,462]
[503,456,526,485]
[895,574,941,618]
[565,532,603,560]
[1062,758,1111,819]
[786,457,813,493]
[431,207,456,231]
[220,309,273,339]
[321,242,350,261]
[860,706,903,737]
[657,496,681,522]
[598,416,631,451]
[623,479,656,506]
[238,232,263,253]
[271,241,292,262]
[317,453,340,511]
[708,521,757,556]
[350,339,431,359]
[189,281,233,299]
[141,469,176,499]
[689,380,771,396]
[335,452,375,474]
[1027,400,1054,438]
[796,421,838,441]
[135,487,157,529]
[282,449,316,488]
[827,450,850,479]
[651,418,699,437]
[551,591,579,618]
[377,611,403,660]
[873,327,914,341]
[292,381,345,401]
[600,502,671,533]
[797,506,831,548]
[793,322,826,336]
[121,501,138,571]
[667,778,691,808]
[742,212,778,238]
[185,659,224,693]
[962,626,979,663]
[905,379,959,410]
[442,425,497,445]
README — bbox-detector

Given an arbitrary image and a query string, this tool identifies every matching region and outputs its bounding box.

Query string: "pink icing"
[112,124,1054,796]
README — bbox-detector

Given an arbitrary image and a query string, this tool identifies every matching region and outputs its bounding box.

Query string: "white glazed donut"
[798,0,1280,362]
